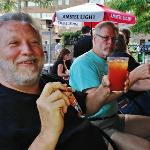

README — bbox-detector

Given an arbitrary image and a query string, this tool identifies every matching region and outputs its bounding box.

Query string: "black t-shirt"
[111,52,140,72]
[74,35,93,58]
[51,59,65,76]
[0,75,107,150]
[65,59,73,70]
[0,84,40,150]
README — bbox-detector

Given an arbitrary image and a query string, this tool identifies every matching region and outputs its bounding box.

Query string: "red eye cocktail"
[107,57,128,92]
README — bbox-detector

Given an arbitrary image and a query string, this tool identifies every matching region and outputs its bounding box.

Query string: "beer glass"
[107,57,129,92]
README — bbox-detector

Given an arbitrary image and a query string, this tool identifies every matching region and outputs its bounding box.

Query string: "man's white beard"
[0,57,44,86]
[102,50,109,57]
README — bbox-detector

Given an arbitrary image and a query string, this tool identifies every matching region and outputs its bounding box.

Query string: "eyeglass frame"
[95,34,118,42]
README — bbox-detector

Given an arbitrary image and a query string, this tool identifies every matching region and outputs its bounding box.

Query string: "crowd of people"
[0,11,150,150]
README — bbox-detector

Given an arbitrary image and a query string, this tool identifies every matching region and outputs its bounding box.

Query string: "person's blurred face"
[64,53,71,61]
[93,25,117,58]
[122,32,130,45]
[0,21,44,86]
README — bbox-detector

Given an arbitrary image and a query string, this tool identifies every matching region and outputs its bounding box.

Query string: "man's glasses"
[96,34,117,42]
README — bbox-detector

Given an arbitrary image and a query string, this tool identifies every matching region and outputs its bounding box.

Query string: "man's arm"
[129,63,150,91]
[29,82,70,150]
[85,76,124,115]
[29,132,60,150]
[130,79,150,91]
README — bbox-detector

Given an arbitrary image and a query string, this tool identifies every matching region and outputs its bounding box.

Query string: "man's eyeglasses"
[96,34,117,42]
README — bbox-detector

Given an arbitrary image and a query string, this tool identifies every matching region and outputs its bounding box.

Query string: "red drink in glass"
[107,57,128,92]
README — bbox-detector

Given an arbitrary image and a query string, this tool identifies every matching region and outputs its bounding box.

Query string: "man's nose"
[107,37,114,44]
[20,42,33,55]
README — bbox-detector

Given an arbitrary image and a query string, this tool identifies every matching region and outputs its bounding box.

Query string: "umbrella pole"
[90,22,93,36]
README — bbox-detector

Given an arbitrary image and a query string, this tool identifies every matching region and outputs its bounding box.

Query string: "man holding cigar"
[0,12,118,150]
[70,21,150,149]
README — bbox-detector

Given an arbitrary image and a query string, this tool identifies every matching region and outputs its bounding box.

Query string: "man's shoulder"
[74,51,93,62]
[75,35,92,44]
[80,35,92,42]
[83,35,92,40]
[72,53,92,69]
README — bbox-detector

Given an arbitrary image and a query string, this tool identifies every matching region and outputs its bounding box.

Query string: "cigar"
[61,89,84,117]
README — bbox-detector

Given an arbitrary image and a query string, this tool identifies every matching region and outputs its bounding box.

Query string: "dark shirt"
[51,59,65,76]
[65,59,73,70]
[74,35,92,58]
[0,84,40,150]
[111,52,140,72]
[0,74,107,150]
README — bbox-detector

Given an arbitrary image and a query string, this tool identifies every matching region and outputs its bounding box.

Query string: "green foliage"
[61,31,82,46]
[105,0,150,34]
[0,1,16,12]
[132,11,150,33]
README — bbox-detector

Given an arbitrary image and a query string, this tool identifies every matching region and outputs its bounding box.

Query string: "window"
[65,0,69,5]
[58,0,63,5]
[29,13,41,19]
[42,13,51,19]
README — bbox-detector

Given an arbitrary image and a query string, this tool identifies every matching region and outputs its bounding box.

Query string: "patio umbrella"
[53,3,136,28]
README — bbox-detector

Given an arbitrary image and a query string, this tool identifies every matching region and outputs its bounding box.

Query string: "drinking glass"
[107,57,129,92]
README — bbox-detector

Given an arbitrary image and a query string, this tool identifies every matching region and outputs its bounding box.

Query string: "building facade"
[1,0,149,62]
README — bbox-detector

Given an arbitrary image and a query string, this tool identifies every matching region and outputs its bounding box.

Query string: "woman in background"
[51,48,72,82]
[112,32,150,116]
[111,32,139,72]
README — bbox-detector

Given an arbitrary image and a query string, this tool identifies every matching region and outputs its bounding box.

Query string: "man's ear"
[93,35,97,44]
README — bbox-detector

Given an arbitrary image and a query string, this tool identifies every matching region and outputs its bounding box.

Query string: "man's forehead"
[100,25,114,31]
[0,20,35,31]
[0,21,41,42]
[99,26,117,35]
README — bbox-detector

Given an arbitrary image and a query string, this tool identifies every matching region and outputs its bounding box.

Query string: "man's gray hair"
[0,12,39,30]
[93,21,119,35]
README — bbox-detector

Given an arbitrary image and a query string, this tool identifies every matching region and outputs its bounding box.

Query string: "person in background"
[43,50,48,63]
[69,21,150,150]
[73,26,93,58]
[109,30,150,91]
[112,32,150,116]
[51,48,71,82]
[120,28,131,54]
[55,37,62,53]
[120,28,131,46]
[112,32,139,72]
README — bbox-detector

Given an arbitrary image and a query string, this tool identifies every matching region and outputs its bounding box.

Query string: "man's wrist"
[29,131,60,150]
